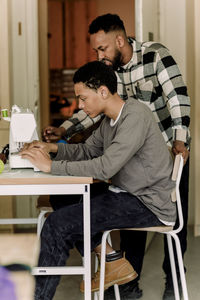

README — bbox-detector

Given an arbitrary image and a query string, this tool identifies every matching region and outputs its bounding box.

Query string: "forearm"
[60,110,103,139]
[156,48,190,142]
[52,135,103,162]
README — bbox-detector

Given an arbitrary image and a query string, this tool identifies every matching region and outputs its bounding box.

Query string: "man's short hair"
[89,13,126,34]
[73,61,117,94]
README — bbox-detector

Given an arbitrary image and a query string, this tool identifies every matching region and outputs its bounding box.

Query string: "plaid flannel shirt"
[62,38,190,147]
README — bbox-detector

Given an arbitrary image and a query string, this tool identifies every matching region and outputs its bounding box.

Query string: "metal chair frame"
[96,154,189,300]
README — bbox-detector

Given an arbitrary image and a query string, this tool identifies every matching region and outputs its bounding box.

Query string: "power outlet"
[148,32,154,41]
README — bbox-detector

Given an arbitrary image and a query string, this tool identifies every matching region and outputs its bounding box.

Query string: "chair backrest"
[171,153,184,233]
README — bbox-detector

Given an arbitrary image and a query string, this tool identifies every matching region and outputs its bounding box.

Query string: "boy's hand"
[20,147,52,173]
[22,140,58,154]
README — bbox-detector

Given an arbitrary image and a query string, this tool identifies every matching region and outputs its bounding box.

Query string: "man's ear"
[98,86,109,99]
[116,34,125,48]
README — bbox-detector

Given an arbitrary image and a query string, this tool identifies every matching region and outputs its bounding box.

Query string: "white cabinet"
[11,0,40,228]
[10,0,40,128]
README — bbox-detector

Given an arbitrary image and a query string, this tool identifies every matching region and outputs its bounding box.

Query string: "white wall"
[0,0,11,147]
[9,0,40,225]
[10,0,40,126]
[159,0,186,81]
[141,0,159,42]
[192,0,200,235]
[137,0,186,81]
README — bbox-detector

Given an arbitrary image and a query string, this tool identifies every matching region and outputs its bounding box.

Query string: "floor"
[53,226,200,300]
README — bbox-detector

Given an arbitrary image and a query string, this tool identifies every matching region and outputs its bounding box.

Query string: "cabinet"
[47,0,97,126]
[0,0,40,231]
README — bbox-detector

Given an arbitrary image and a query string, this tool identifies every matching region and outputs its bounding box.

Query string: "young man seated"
[21,61,176,300]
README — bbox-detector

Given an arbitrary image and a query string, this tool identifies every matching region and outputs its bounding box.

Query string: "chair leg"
[37,210,48,237]
[99,230,111,300]
[98,231,121,300]
[94,292,99,300]
[170,232,189,300]
[107,233,120,300]
[94,253,100,299]
[114,284,121,300]
[167,234,180,300]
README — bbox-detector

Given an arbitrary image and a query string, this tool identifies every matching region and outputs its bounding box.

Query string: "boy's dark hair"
[73,61,117,95]
[89,13,126,34]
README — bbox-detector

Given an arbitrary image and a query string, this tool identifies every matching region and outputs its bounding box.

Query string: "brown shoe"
[80,255,138,292]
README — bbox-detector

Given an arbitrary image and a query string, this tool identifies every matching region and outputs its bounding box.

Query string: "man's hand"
[172,140,189,165]
[42,126,66,143]
[20,147,52,173]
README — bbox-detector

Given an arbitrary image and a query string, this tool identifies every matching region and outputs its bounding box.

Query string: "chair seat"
[124,226,173,232]
[105,226,173,234]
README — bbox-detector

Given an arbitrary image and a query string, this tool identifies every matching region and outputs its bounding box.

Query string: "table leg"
[83,184,91,300]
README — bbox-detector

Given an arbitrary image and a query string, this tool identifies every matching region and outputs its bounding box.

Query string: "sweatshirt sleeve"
[51,110,148,180]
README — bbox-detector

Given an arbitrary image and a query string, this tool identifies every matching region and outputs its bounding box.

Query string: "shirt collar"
[118,37,142,70]
[110,103,125,127]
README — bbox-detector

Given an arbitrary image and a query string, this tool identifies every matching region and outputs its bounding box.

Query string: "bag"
[0,266,17,300]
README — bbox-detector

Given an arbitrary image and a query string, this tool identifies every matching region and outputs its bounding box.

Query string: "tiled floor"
[53,226,200,300]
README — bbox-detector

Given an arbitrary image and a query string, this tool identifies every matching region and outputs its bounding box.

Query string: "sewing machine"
[3,105,39,170]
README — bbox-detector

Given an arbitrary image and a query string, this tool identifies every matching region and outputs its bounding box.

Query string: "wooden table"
[0,165,93,300]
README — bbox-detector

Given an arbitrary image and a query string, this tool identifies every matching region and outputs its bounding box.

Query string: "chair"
[96,154,189,300]
[36,195,53,237]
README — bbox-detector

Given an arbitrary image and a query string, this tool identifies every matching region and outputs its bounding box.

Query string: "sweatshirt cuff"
[51,160,68,175]
[52,143,66,161]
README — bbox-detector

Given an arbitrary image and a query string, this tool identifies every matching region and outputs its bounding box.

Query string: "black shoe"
[163,277,182,300]
[104,280,142,300]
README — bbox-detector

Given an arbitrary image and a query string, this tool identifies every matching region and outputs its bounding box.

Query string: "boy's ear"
[98,86,109,99]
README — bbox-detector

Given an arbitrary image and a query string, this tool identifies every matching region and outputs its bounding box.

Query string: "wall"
[0,0,14,233]
[0,0,11,147]
[159,0,186,81]
[188,0,200,235]
[10,0,40,126]
[97,0,135,37]
[0,0,40,229]
[141,0,159,42]
[141,0,186,81]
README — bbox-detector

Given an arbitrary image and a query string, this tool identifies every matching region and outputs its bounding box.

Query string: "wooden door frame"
[38,0,50,129]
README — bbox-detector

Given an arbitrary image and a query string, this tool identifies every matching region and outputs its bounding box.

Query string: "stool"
[36,195,52,237]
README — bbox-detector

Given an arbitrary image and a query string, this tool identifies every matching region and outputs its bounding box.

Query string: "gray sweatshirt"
[51,99,176,222]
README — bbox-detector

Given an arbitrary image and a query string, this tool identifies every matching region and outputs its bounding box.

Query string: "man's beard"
[101,49,123,71]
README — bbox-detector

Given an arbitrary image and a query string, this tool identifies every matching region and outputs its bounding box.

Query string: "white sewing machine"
[3,105,39,170]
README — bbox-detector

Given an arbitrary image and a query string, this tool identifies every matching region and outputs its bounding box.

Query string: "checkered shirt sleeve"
[61,110,102,139]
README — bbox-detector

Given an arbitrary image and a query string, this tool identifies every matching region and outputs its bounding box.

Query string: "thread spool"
[0,159,4,174]
[1,109,8,118]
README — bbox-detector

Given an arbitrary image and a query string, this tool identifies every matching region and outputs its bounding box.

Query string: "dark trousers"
[35,184,163,300]
[120,159,189,279]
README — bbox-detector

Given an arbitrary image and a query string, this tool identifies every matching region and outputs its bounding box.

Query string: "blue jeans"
[34,186,163,300]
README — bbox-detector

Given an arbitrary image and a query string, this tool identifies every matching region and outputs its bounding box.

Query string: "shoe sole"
[80,271,138,293]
